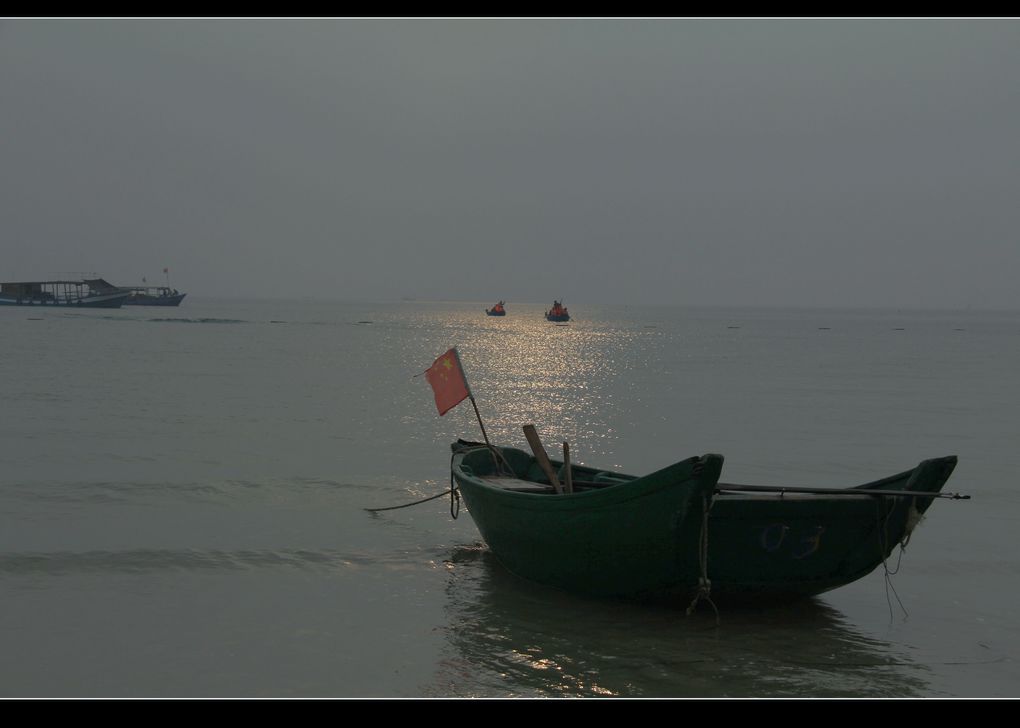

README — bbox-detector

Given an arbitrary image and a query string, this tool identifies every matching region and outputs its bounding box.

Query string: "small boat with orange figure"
[545,300,570,322]
[486,300,506,316]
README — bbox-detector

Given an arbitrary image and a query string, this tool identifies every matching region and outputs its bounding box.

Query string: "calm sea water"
[1,299,1017,698]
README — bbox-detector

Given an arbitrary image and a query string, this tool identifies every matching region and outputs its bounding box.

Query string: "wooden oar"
[717,483,970,499]
[522,424,563,494]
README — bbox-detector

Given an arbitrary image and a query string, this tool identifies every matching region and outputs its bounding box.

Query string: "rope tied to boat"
[876,496,909,620]
[364,489,454,513]
[901,499,925,548]
[362,449,462,516]
[686,491,720,624]
[449,469,460,519]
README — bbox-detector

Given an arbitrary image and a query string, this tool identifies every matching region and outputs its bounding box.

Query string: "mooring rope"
[877,496,909,621]
[365,450,465,518]
[364,489,454,513]
[686,492,720,624]
[449,469,460,519]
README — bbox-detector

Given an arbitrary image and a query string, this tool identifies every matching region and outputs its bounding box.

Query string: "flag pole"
[468,395,492,448]
[450,347,491,448]
[425,347,508,474]
[466,384,512,476]
[449,348,512,475]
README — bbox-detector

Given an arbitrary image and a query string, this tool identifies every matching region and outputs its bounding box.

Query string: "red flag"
[425,348,470,416]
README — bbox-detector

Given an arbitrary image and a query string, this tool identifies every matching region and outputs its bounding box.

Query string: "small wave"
[0,548,382,575]
[61,313,128,321]
[148,317,247,324]
[8,481,225,504]
[220,477,380,493]
[7,478,379,506]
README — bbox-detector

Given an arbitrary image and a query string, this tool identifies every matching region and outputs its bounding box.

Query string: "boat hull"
[545,313,570,322]
[486,310,505,316]
[451,444,957,603]
[124,293,187,306]
[0,291,131,308]
[708,455,956,599]
[453,446,721,600]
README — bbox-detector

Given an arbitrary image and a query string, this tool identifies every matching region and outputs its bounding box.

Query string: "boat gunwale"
[453,446,956,507]
[451,447,720,510]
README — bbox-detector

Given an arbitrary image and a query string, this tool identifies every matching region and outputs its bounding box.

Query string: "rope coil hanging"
[686,491,720,624]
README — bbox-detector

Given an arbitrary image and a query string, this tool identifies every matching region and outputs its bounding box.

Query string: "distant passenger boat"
[124,286,187,306]
[0,279,132,308]
[545,300,570,322]
[486,300,506,316]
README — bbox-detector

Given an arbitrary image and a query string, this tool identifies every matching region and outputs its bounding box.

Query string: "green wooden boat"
[450,441,960,604]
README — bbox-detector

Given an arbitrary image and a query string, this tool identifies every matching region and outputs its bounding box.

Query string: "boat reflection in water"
[422,545,932,698]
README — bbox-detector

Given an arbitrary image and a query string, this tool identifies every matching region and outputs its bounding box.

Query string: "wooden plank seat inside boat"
[480,471,633,494]
[481,477,558,494]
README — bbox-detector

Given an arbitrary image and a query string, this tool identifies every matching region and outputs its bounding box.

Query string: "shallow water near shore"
[1,299,1016,698]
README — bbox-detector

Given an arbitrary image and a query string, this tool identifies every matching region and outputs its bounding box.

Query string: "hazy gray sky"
[2,18,1018,308]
